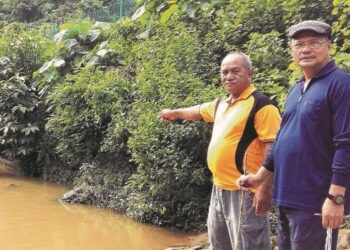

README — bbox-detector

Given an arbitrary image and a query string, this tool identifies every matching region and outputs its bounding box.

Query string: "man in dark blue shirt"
[237,20,350,250]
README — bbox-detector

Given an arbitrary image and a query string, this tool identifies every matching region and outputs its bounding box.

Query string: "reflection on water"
[0,174,192,250]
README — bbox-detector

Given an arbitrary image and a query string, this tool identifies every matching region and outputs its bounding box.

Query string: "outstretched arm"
[159,105,201,122]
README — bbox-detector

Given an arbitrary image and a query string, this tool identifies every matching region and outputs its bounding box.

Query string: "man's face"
[220,54,252,97]
[291,31,331,71]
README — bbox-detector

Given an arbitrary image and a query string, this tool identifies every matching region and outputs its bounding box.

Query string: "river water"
[0,174,196,250]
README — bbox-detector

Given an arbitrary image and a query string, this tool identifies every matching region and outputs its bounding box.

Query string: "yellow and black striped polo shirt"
[200,84,281,191]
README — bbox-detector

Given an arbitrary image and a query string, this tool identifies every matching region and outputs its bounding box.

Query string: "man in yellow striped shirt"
[159,52,281,250]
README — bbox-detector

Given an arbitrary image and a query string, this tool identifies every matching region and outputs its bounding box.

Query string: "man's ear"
[248,69,253,79]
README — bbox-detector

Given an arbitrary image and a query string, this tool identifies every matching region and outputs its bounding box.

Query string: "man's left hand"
[321,198,344,228]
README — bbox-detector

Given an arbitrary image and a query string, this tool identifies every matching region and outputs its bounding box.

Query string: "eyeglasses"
[291,40,329,50]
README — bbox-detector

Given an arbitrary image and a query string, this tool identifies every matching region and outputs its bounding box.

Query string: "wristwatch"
[327,194,345,205]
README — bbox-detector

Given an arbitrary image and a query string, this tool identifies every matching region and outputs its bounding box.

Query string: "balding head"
[221,52,252,70]
[220,52,253,98]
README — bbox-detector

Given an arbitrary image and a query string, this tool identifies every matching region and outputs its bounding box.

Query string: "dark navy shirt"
[264,60,350,213]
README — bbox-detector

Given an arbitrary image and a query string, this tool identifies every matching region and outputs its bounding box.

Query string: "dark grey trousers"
[208,185,271,250]
[278,206,339,250]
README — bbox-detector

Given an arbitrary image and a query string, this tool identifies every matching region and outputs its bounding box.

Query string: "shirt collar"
[296,60,337,84]
[224,84,256,102]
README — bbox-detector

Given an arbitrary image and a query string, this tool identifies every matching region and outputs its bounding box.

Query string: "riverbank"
[0,159,17,175]
[172,229,350,250]
[165,233,208,250]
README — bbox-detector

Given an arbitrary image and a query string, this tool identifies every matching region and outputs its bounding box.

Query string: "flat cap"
[287,20,331,39]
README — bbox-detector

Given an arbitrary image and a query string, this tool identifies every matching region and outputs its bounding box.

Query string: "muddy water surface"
[0,174,195,250]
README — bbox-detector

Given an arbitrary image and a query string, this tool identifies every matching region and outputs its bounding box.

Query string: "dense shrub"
[46,67,133,170]
[244,31,290,109]
[0,0,107,23]
[0,23,58,76]
[0,23,58,175]
[111,22,219,229]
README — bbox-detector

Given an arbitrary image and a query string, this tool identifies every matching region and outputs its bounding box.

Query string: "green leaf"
[132,4,147,20]
[18,147,27,156]
[30,126,39,133]
[19,106,27,114]
[160,4,178,24]
[3,126,9,135]
[21,127,31,136]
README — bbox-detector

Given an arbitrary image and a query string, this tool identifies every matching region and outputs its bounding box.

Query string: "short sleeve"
[199,98,220,123]
[254,105,281,142]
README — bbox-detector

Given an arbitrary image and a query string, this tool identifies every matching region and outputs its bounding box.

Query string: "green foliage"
[107,19,142,64]
[33,18,114,91]
[332,0,350,56]
[0,0,109,23]
[0,23,58,76]
[0,0,46,22]
[244,31,290,109]
[0,23,59,175]
[122,22,219,229]
[60,20,93,40]
[213,0,285,50]
[281,0,335,27]
[132,0,228,25]
[333,52,350,73]
[0,75,43,158]
[46,66,133,169]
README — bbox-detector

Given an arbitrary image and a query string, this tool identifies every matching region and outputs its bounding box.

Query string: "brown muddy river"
[0,174,196,250]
